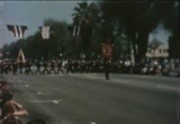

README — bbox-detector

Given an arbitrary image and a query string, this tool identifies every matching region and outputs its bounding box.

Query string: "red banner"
[102,43,112,59]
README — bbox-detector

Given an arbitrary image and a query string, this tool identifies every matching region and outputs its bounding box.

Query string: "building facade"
[146,39,169,58]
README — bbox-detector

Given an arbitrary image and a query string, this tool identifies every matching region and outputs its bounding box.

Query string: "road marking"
[30,99,62,104]
[90,122,97,124]
[156,85,178,91]
[12,84,30,88]
[49,74,57,77]
[37,92,50,95]
[37,92,42,95]
[113,79,130,84]
[18,80,22,83]
[69,74,132,85]
[12,86,24,88]
[69,74,132,83]
[49,74,64,77]
[52,100,60,104]
[17,92,51,96]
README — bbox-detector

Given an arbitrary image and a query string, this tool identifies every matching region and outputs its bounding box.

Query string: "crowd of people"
[0,80,28,124]
[0,58,179,77]
[140,58,180,77]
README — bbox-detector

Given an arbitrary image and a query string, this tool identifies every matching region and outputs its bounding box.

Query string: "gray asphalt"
[1,73,180,124]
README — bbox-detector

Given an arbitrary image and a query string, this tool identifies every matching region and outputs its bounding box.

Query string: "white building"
[146,39,169,58]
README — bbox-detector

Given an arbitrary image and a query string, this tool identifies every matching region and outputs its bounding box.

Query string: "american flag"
[68,25,81,37]
[73,26,81,36]
[7,25,27,38]
[39,26,50,39]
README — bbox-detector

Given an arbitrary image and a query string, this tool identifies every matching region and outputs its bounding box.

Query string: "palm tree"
[72,2,100,58]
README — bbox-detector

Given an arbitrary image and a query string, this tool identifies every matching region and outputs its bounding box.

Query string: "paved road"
[1,73,180,124]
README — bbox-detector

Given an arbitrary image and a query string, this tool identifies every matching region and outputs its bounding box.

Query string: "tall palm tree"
[72,2,100,58]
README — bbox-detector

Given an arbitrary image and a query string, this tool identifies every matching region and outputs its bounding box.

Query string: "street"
[1,73,180,124]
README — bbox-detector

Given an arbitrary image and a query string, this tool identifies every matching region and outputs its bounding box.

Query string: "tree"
[100,1,164,64]
[1,19,72,60]
[72,1,101,57]
[155,1,179,59]
[113,35,130,59]
[1,44,9,59]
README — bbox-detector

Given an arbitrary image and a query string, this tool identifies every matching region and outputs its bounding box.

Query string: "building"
[146,39,169,58]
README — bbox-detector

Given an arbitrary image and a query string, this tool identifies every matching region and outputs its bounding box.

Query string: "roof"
[149,38,163,48]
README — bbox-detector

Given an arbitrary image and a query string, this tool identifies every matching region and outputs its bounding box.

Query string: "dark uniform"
[49,61,56,74]
[25,61,33,75]
[104,59,110,80]
[35,61,42,74]
[42,61,49,74]
[4,62,9,75]
[66,60,73,74]
[12,62,18,75]
[56,60,64,74]
[18,62,24,74]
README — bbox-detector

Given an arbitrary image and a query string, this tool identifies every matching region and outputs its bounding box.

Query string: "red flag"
[102,43,112,59]
[7,25,27,38]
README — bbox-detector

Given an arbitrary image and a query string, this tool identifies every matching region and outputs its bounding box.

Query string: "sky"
[0,1,78,47]
[0,0,171,48]
[149,24,171,44]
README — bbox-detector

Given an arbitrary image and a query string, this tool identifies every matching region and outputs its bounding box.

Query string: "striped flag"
[73,26,81,36]
[68,25,81,36]
[7,25,27,38]
[17,48,26,63]
[39,26,50,39]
